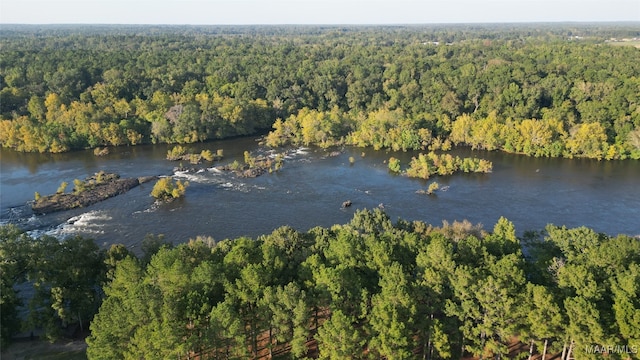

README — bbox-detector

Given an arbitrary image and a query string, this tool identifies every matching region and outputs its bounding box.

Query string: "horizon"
[1,0,638,26]
[2,21,639,27]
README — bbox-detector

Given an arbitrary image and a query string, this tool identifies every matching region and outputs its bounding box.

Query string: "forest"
[1,24,640,359]
[1,210,639,359]
[1,24,640,159]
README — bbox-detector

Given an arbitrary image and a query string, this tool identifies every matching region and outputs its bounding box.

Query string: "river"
[1,137,639,251]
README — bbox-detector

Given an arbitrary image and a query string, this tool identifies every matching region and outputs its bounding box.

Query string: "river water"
[1,137,639,251]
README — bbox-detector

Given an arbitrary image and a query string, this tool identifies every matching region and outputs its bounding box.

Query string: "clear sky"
[1,0,639,25]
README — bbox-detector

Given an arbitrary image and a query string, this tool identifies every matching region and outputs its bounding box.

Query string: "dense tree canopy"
[79,210,638,359]
[2,209,639,358]
[1,24,639,159]
[2,25,639,355]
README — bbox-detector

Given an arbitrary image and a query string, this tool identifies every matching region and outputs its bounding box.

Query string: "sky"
[1,0,639,25]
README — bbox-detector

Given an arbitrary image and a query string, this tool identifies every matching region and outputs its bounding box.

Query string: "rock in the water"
[32,173,154,214]
[138,176,159,184]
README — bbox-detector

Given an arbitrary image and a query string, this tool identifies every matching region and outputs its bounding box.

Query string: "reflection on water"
[2,137,639,252]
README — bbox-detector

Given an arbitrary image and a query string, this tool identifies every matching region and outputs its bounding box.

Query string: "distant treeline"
[1,24,639,159]
[2,210,639,359]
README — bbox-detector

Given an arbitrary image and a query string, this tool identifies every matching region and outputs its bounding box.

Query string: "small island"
[150,177,188,202]
[32,172,157,214]
[166,145,223,164]
[218,150,284,178]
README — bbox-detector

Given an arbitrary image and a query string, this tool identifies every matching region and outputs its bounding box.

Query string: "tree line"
[2,210,638,359]
[1,25,639,159]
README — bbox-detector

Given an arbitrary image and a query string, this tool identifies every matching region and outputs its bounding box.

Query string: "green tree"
[226,262,269,357]
[369,262,417,359]
[469,112,503,150]
[449,113,474,146]
[140,233,172,265]
[563,296,607,360]
[611,264,640,353]
[316,310,365,360]
[209,300,248,359]
[27,235,105,341]
[0,226,32,346]
[415,233,456,359]
[525,284,564,360]
[261,283,310,357]
[446,251,527,359]
[87,257,143,360]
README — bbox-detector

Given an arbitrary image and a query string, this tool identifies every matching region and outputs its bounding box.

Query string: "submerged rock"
[240,167,268,178]
[138,176,158,184]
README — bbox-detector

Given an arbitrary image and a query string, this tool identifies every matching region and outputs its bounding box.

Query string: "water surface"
[1,138,638,251]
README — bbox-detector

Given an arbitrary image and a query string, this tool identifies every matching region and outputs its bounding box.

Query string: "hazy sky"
[1,0,639,25]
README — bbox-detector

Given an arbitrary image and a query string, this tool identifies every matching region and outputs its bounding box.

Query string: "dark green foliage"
[86,257,143,360]
[0,210,640,359]
[26,235,106,341]
[140,233,172,264]
[315,310,365,359]
[77,211,640,359]
[611,264,640,352]
[0,226,106,345]
[0,226,31,347]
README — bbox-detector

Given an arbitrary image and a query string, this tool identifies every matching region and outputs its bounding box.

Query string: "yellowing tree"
[102,123,125,146]
[566,122,607,159]
[0,119,19,149]
[151,177,188,201]
[470,111,503,150]
[449,113,475,146]
[518,119,552,155]
[44,93,63,122]
[299,109,327,146]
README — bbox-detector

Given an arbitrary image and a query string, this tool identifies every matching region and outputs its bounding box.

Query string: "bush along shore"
[32,171,157,214]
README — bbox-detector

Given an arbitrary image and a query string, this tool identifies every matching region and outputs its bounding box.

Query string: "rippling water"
[1,137,639,252]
